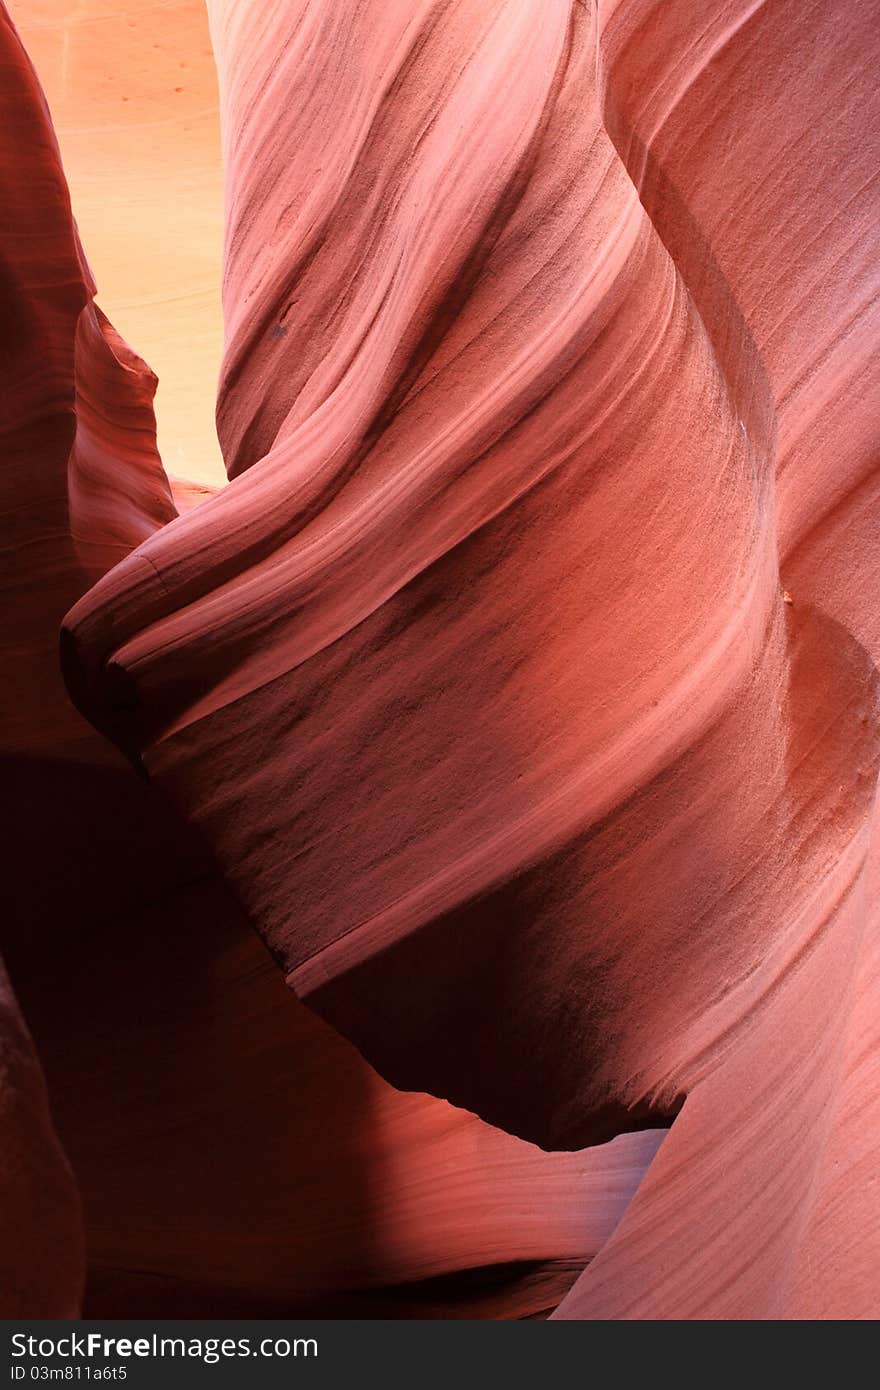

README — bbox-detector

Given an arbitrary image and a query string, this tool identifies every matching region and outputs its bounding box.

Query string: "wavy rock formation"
[3,0,878,1319]
[0,4,173,1314]
[8,0,226,485]
[2,2,665,1318]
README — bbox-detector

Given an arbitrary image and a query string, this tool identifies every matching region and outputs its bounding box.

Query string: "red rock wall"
[1,3,662,1318]
[3,0,879,1318]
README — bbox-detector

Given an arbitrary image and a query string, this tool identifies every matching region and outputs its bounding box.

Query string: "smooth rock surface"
[4,0,878,1319]
[66,0,880,1318]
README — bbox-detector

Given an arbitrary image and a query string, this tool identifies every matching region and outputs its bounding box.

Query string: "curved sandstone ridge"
[2,0,878,1318]
[8,0,226,486]
[62,0,880,1318]
[1,0,663,1319]
[0,5,172,1314]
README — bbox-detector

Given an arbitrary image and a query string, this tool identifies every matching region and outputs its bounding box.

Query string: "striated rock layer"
[2,1,664,1318]
[63,0,880,1319]
[2,0,878,1318]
